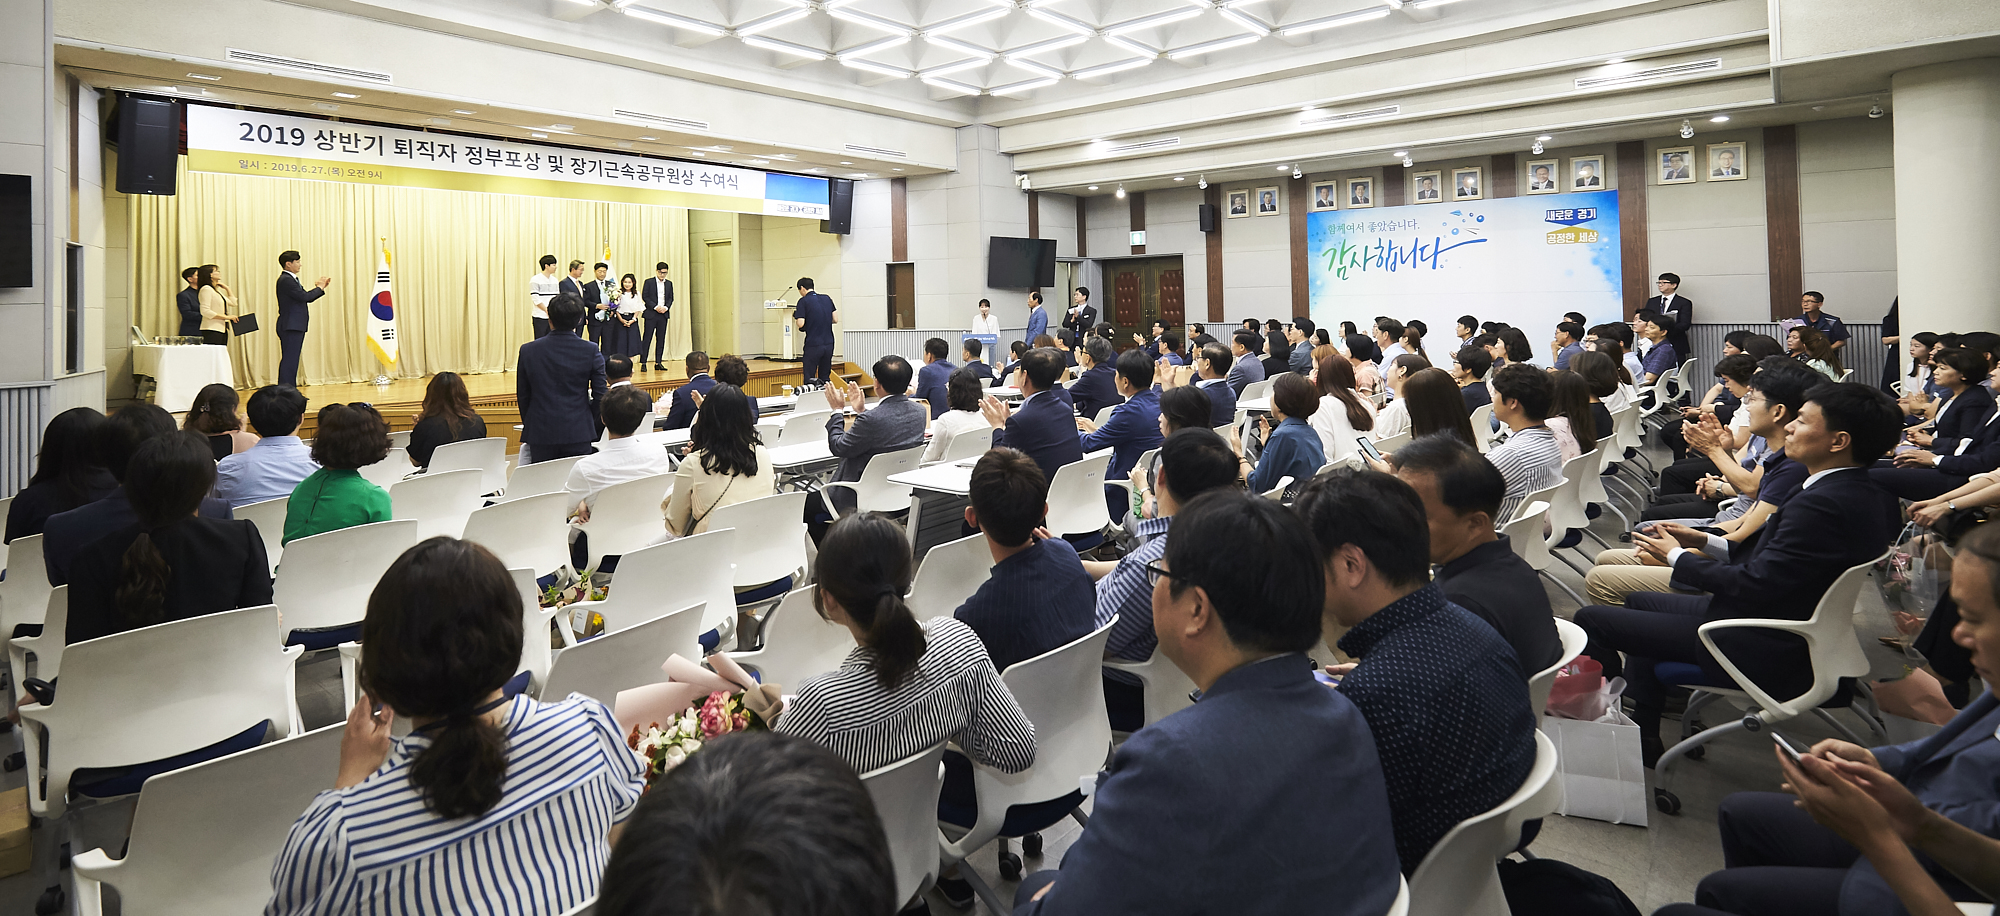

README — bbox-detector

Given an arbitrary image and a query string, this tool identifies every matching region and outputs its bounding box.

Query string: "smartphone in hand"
[1773,732,1807,766]
[1356,437,1384,464]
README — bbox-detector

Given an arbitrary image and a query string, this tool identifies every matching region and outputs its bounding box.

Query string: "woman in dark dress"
[4,407,115,542]
[185,383,258,460]
[406,372,488,468]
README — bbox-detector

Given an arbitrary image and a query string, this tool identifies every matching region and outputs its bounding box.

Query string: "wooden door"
[699,240,735,355]
[886,263,915,329]
[1114,269,1142,328]
[1158,268,1184,326]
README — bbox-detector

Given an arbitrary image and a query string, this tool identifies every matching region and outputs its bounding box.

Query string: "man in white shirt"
[565,386,674,520]
[1375,318,1409,364]
[530,254,561,339]
[606,355,635,389]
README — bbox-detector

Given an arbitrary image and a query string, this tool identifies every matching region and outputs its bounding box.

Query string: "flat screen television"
[0,175,29,288]
[986,236,1056,289]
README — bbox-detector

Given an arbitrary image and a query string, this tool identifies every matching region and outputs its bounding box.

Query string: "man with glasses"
[1013,492,1401,915]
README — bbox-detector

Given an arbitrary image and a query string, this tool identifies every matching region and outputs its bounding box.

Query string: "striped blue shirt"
[1100,516,1172,668]
[267,693,645,916]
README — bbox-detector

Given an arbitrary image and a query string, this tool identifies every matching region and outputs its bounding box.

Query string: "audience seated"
[565,386,674,520]
[604,354,635,389]
[1486,364,1565,524]
[659,350,714,431]
[917,337,957,419]
[1261,329,1292,379]
[921,368,989,464]
[595,731,896,916]
[1124,388,1214,525]
[1225,330,1266,396]
[1079,349,1165,517]
[1189,342,1238,428]
[4,406,112,542]
[405,372,488,468]
[1546,370,1599,461]
[663,384,771,537]
[1656,521,2000,916]
[67,431,271,645]
[1452,345,1494,413]
[516,294,607,464]
[1069,338,1121,423]
[710,354,760,418]
[1371,354,1431,441]
[961,337,994,383]
[1574,351,1623,444]
[283,402,393,545]
[185,383,260,460]
[1636,309,1681,390]
[44,405,233,585]
[807,356,928,541]
[1652,354,1761,495]
[1907,347,1993,457]
[1095,429,1241,731]
[954,448,1098,671]
[982,348,1084,485]
[268,537,644,915]
[1016,492,1401,915]
[1575,382,1904,766]
[1400,367,1479,449]
[1308,354,1376,465]
[1390,435,1561,674]
[1237,373,1323,496]
[213,386,320,509]
[1295,468,1538,874]
[1788,325,1846,382]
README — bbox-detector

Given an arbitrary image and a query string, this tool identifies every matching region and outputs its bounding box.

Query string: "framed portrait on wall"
[1256,186,1281,215]
[1525,159,1560,194]
[1570,156,1606,189]
[1706,142,1748,181]
[1452,166,1483,200]
[1657,146,1695,184]
[1346,177,1374,209]
[1226,189,1251,218]
[1310,181,1339,211]
[1412,170,1443,202]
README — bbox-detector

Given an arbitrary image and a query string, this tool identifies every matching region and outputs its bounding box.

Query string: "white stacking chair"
[860,743,948,911]
[390,467,486,540]
[512,567,564,698]
[497,454,585,504]
[0,534,53,683]
[905,532,992,622]
[1101,646,1199,730]
[563,530,738,644]
[357,447,417,491]
[387,429,412,451]
[8,585,67,689]
[234,496,289,577]
[822,445,926,515]
[1544,451,1601,572]
[1092,404,1117,426]
[576,473,674,570]
[71,724,342,916]
[938,619,1117,913]
[938,426,995,464]
[1652,551,1891,815]
[559,899,596,916]
[1530,618,1589,715]
[1239,378,1273,401]
[1502,501,1584,609]
[728,586,855,690]
[430,436,509,495]
[1259,475,1295,501]
[1372,430,1413,454]
[1407,731,1560,916]
[706,492,810,599]
[1468,403,1496,452]
[538,602,706,706]
[1043,452,1113,538]
[1664,357,1700,405]
[1583,435,1633,533]
[771,410,835,448]
[1388,876,1411,916]
[22,605,304,820]
[1839,367,1855,383]
[0,496,11,559]
[462,491,574,579]
[274,519,424,640]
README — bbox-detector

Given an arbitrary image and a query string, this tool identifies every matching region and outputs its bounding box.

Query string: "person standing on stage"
[640,262,673,371]
[516,294,607,464]
[274,250,331,389]
[176,267,202,338]
[559,260,591,339]
[587,261,614,348]
[530,255,561,339]
[972,298,1000,337]
[793,277,838,387]
[609,273,643,360]
[195,264,239,346]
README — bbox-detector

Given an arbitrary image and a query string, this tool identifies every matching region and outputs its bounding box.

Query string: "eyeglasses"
[1143,561,1186,588]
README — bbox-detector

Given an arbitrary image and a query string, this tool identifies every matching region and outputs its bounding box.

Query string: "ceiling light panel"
[923,7,1009,35]
[736,8,810,36]
[1025,8,1097,36]
[742,36,826,59]
[827,7,911,35]
[838,34,911,58]
[1280,7,1391,35]
[1218,8,1271,34]
[925,34,997,58]
[1106,7,1203,35]
[622,6,726,35]
[1070,57,1153,79]
[1167,33,1261,59]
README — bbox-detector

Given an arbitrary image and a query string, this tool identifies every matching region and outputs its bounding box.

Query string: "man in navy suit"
[1014,492,1401,915]
[1079,349,1163,519]
[515,294,606,463]
[660,350,714,431]
[915,337,956,419]
[982,348,1083,484]
[1661,521,2000,915]
[1577,383,1905,766]
[557,260,593,340]
[274,250,330,388]
[1646,272,1695,362]
[1191,343,1239,429]
[961,338,993,383]
[639,262,673,370]
[1069,338,1121,424]
[175,267,202,338]
[1059,287,1094,340]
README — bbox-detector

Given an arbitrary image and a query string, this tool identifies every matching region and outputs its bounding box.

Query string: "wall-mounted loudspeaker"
[820,178,855,235]
[115,94,180,196]
[1198,203,1218,233]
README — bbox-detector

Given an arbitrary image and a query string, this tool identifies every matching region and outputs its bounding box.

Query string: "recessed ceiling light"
[807,167,826,173]
[639,136,657,141]
[185,72,221,81]
[312,102,339,111]
[692,151,706,157]
[331,92,359,99]
[839,161,853,165]
[1709,115,1730,122]
[427,118,452,126]
[530,132,548,139]
[550,123,574,131]
[1535,135,1553,141]
[1174,176,1185,181]
[1087,184,1099,190]
[748,158,771,165]
[1275,164,1290,170]
[1604,57,1625,64]
[891,167,903,171]
[451,109,476,115]
[1392,150,1408,157]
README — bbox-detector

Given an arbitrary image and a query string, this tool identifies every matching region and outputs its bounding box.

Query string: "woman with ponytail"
[269,537,644,916]
[65,431,271,644]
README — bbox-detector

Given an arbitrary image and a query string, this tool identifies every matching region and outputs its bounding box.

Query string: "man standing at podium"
[640,261,673,371]
[275,250,331,388]
[793,277,838,387]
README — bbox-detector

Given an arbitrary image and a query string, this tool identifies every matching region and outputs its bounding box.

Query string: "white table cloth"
[132,344,234,413]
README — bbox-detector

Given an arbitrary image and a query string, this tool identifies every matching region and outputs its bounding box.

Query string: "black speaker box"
[820,178,855,234]
[1198,203,1217,233]
[115,95,180,196]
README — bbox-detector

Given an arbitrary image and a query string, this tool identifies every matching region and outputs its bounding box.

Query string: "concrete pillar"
[1892,59,2000,377]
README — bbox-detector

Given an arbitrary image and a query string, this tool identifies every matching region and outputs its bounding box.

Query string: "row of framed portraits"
[1229,141,1753,214]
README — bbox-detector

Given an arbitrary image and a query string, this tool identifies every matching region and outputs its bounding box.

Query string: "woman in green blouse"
[284,402,394,544]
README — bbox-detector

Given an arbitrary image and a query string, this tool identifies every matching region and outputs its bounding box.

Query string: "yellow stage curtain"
[129,160,691,387]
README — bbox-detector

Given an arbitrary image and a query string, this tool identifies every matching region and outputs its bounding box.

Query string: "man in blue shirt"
[955,448,1098,671]
[1551,321,1585,370]
[915,337,957,419]
[1016,491,1401,916]
[981,348,1084,483]
[791,277,838,387]
[213,385,320,508]
[1782,290,1851,355]
[1295,468,1538,874]
[1079,349,1164,519]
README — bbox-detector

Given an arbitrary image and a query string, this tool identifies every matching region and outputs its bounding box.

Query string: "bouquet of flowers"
[540,571,608,646]
[616,652,783,788]
[628,689,769,783]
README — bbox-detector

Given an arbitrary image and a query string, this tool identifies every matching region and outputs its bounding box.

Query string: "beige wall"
[686,211,843,361]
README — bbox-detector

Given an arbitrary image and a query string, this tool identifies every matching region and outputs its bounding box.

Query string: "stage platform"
[277,358,866,449]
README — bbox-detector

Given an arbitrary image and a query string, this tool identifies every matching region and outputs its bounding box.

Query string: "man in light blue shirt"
[1551,321,1585,370]
[213,385,320,508]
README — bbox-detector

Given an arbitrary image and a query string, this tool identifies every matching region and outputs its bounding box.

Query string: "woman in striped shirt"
[774,511,1036,777]
[268,537,644,916]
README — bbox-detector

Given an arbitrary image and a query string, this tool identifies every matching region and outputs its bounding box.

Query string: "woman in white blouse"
[1308,353,1377,463]
[970,298,1001,337]
[923,369,991,464]
[1371,353,1432,441]
[194,264,238,346]
[664,384,773,537]
[607,273,644,360]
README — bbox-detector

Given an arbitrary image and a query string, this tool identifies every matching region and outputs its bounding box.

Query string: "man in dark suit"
[176,267,202,338]
[982,348,1084,483]
[274,250,331,388]
[808,356,927,540]
[1069,338,1121,425]
[44,404,233,586]
[961,337,993,383]
[1575,163,1602,187]
[515,294,606,464]
[1061,288,1096,340]
[1576,383,1905,766]
[1350,184,1371,205]
[1014,494,1400,915]
[1647,272,1694,360]
[1528,166,1555,191]
[660,350,714,431]
[1662,153,1690,181]
[1225,330,1265,396]
[640,262,673,371]
[558,260,593,340]
[915,337,957,419]
[1415,176,1439,200]
[1711,149,1742,177]
[1191,343,1238,429]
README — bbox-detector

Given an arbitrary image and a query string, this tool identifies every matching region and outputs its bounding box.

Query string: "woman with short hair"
[185,384,260,460]
[283,402,393,544]
[1239,373,1325,495]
